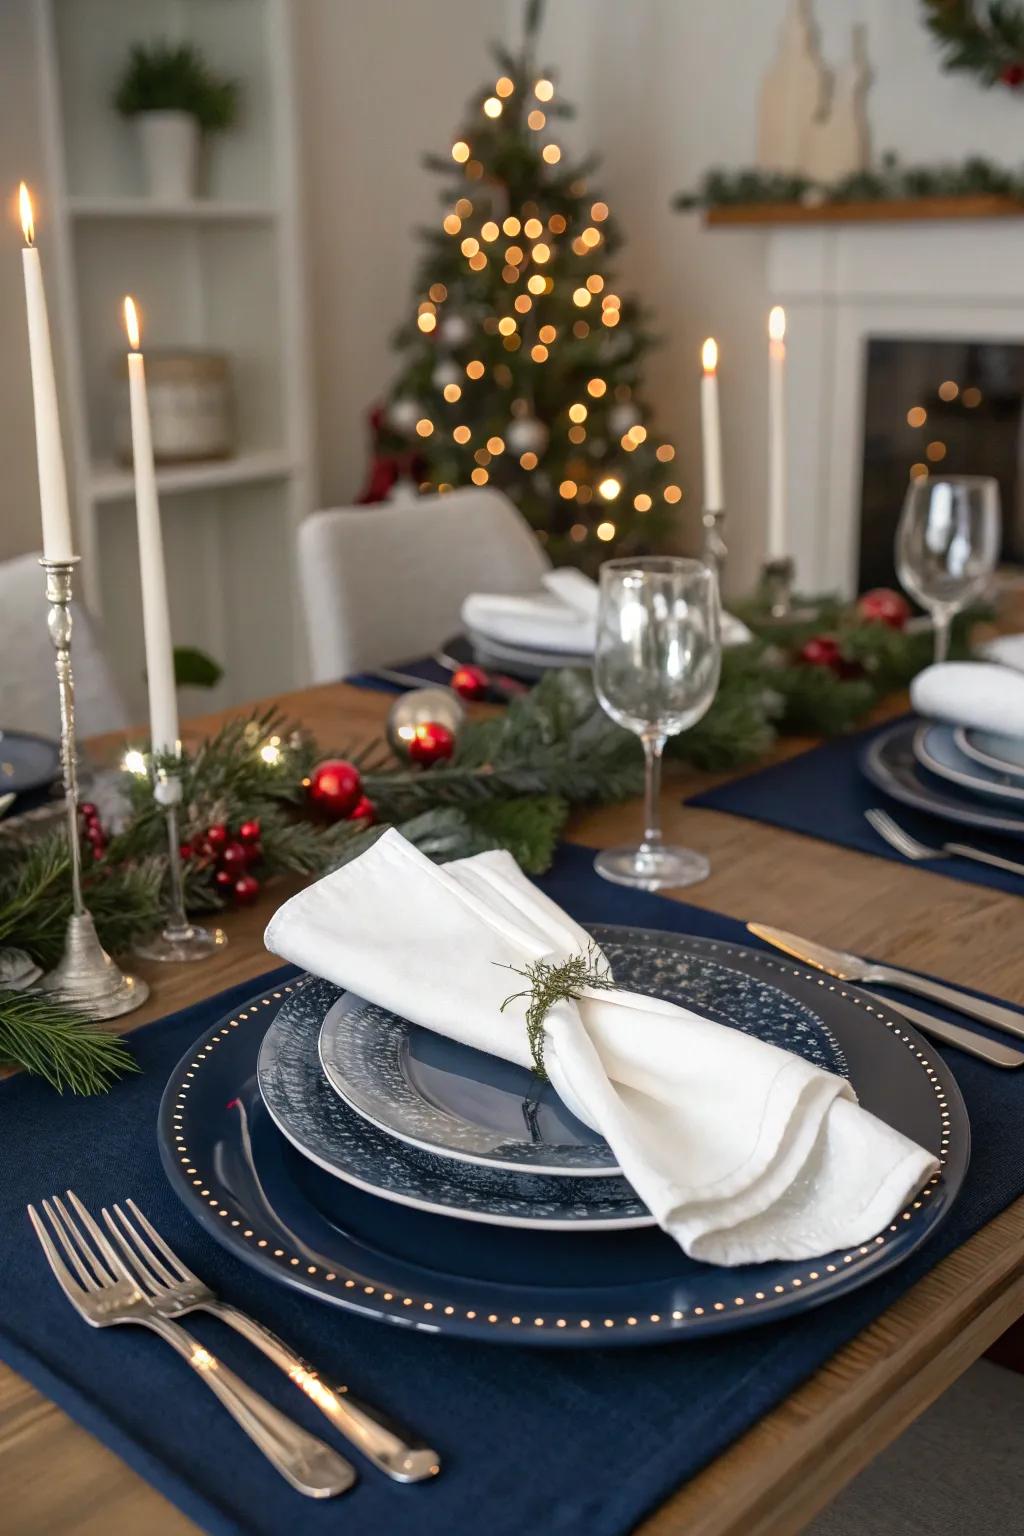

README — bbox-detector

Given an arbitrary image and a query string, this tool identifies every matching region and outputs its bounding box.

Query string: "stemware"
[593,557,720,889]
[895,475,1000,663]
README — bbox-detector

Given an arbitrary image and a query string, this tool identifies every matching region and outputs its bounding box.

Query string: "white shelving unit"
[33,0,314,719]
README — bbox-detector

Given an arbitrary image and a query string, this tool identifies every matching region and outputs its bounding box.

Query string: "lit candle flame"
[19,182,34,246]
[123,295,141,351]
[768,305,786,343]
[701,337,718,374]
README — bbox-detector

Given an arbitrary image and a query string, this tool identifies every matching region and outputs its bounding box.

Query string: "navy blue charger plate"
[158,928,969,1348]
[0,729,59,799]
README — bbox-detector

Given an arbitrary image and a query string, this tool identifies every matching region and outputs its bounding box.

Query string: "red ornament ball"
[238,817,261,844]
[348,794,377,824]
[408,722,456,766]
[1001,62,1024,87]
[798,634,845,672]
[233,874,261,906]
[243,840,263,867]
[204,823,229,853]
[451,664,489,701]
[79,801,98,824]
[219,841,249,875]
[214,868,235,895]
[307,759,363,818]
[856,587,911,630]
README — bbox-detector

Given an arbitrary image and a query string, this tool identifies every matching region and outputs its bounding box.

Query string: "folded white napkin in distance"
[264,830,936,1266]
[910,661,1024,739]
[460,569,753,655]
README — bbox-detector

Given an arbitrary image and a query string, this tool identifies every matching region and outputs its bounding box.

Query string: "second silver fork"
[865,806,1024,878]
[102,1197,440,1483]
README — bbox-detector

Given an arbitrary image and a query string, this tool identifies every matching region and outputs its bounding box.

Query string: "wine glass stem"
[933,609,952,664]
[641,734,665,850]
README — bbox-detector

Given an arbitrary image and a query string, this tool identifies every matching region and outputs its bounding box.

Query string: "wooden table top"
[5,678,1024,1536]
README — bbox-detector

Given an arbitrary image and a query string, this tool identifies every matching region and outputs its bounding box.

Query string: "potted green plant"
[114,42,239,202]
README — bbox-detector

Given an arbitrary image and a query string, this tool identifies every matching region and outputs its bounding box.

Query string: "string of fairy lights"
[391,68,683,550]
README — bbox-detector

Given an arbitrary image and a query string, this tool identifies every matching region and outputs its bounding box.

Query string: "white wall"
[0,0,55,564]
[3,0,1023,597]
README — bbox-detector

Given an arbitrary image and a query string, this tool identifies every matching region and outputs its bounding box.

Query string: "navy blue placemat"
[347,656,453,693]
[4,842,1024,1536]
[688,716,1024,895]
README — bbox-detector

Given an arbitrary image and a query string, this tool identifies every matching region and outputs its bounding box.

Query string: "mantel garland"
[0,596,975,1093]
[675,153,1024,215]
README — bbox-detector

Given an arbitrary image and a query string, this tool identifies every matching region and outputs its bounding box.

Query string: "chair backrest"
[297,488,551,680]
[0,552,129,739]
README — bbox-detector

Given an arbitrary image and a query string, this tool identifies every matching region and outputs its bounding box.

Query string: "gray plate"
[862,720,1024,839]
[318,938,847,1175]
[915,724,1024,808]
[955,726,1024,780]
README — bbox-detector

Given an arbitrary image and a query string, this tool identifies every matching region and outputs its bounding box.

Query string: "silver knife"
[748,923,1024,1067]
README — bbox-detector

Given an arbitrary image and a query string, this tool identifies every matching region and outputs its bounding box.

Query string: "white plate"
[954,726,1024,780]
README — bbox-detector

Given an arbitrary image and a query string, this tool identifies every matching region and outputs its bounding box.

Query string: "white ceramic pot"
[136,110,200,201]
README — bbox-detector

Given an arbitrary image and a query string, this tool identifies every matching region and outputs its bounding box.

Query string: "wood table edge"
[636,1193,1024,1535]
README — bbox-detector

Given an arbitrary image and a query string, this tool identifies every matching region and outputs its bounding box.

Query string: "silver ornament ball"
[438,313,471,347]
[608,401,641,436]
[386,687,466,759]
[506,416,549,455]
[388,397,421,434]
[432,359,461,390]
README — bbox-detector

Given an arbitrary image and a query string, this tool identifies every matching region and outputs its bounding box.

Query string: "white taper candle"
[124,296,179,755]
[700,338,724,513]
[19,184,74,562]
[767,305,787,561]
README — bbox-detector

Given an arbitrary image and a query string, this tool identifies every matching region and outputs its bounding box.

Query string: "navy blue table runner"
[4,843,1024,1536]
[688,716,1024,896]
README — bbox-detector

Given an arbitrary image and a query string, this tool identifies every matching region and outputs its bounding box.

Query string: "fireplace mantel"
[762,218,1024,592]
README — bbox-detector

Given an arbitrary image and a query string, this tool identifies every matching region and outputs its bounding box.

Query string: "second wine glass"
[895,475,1000,664]
[593,557,721,890]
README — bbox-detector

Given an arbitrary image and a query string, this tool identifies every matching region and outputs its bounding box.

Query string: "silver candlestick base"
[700,508,727,581]
[133,766,226,964]
[36,557,149,1019]
[756,556,817,623]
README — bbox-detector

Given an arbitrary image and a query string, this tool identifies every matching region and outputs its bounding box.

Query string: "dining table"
[4,675,1024,1536]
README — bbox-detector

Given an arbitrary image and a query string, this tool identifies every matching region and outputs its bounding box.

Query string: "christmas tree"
[369,1,684,569]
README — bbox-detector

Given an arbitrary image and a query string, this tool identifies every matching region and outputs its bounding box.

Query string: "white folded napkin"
[461,569,753,655]
[264,830,936,1266]
[911,661,1024,740]
[980,634,1024,673]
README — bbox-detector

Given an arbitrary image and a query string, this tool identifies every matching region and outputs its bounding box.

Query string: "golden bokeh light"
[534,78,554,101]
[568,403,588,423]
[443,383,462,402]
[524,217,544,238]
[453,425,472,444]
[468,251,487,271]
[455,197,473,216]
[573,287,591,307]
[542,144,561,164]
[938,380,959,401]
[634,493,653,512]
[586,273,605,293]
[906,406,927,428]
[528,109,546,131]
[429,282,447,302]
[655,443,674,461]
[497,316,517,335]
[926,440,947,462]
[909,462,928,480]
[487,436,505,454]
[460,235,479,256]
[598,477,621,500]
[483,96,502,118]
[531,344,549,362]
[481,220,500,241]
[532,242,551,263]
[664,484,683,503]
[538,323,557,343]
[417,312,437,333]
[587,377,607,397]
[514,294,532,313]
[503,216,521,235]
[466,360,485,379]
[569,523,587,542]
[520,451,538,469]
[559,479,577,498]
[962,386,982,407]
[591,201,609,221]
[443,214,461,235]
[471,466,489,485]
[452,141,471,163]
[505,244,524,263]
[527,273,547,294]
[474,448,491,466]
[581,226,601,248]
[415,418,434,437]
[596,521,616,541]
[572,320,590,339]
[568,424,587,444]
[496,76,514,98]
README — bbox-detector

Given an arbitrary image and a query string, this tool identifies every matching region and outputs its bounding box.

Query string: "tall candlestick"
[700,337,724,513]
[124,296,178,756]
[19,184,74,562]
[767,305,787,561]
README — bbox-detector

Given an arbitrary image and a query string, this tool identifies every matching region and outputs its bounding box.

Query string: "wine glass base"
[593,844,710,892]
[134,923,228,964]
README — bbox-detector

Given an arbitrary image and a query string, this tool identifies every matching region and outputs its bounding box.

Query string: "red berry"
[307,759,362,818]
[214,868,234,895]
[798,634,844,671]
[1001,62,1024,86]
[204,824,229,852]
[243,840,263,866]
[179,842,193,861]
[239,818,261,844]
[451,664,489,701]
[233,874,261,906]
[856,587,911,631]
[219,841,249,875]
[408,722,456,765]
[348,794,377,824]
[79,801,98,822]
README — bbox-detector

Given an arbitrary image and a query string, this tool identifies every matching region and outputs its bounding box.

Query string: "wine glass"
[895,475,1000,664]
[593,557,721,890]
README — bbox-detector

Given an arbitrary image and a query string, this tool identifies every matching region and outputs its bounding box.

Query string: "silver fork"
[102,1197,440,1483]
[28,1192,356,1498]
[865,807,1024,878]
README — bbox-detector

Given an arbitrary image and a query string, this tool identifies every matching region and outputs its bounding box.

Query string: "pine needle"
[0,989,139,1094]
[499,944,617,1078]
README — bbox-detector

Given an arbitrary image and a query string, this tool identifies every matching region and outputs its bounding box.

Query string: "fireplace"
[859,336,1024,591]
[764,216,1024,595]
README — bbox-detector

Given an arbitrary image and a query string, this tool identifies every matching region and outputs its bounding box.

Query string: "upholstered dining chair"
[0,551,128,738]
[297,488,552,681]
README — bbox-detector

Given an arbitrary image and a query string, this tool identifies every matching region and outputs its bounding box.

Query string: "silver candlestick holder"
[37,558,149,1018]
[756,555,817,623]
[700,507,727,581]
[134,764,226,964]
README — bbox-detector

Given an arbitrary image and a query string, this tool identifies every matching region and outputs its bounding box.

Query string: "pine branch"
[0,989,138,1094]
[499,944,616,1077]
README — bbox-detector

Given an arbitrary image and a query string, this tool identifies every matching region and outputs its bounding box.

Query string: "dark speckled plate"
[158,926,968,1347]
[317,937,848,1175]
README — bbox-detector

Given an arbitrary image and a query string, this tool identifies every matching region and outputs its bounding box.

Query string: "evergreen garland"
[675,153,1024,214]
